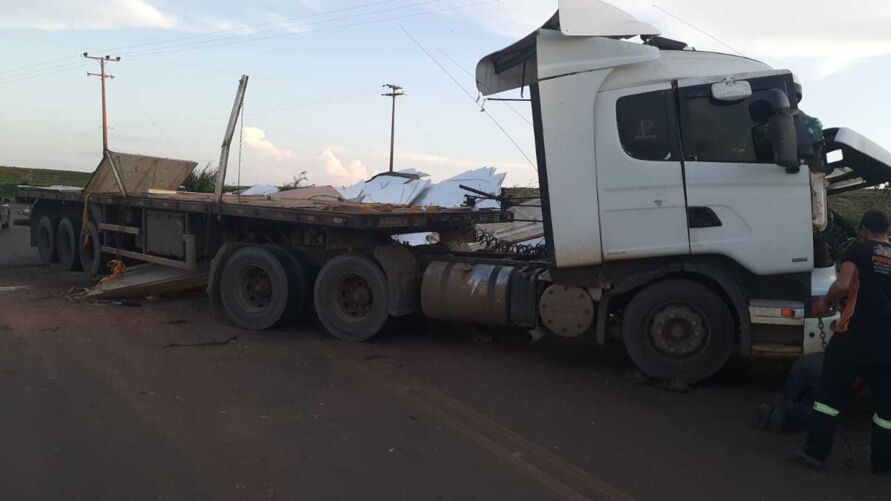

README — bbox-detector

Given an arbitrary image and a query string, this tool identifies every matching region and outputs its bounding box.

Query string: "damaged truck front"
[419,0,891,381]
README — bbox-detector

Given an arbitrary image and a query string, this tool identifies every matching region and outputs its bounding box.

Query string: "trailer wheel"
[622,279,734,383]
[36,216,57,263]
[220,246,293,331]
[314,253,389,342]
[56,218,82,271]
[265,246,313,323]
[80,221,105,278]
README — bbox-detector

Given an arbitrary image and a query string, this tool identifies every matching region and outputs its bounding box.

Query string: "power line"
[652,4,745,56]
[0,0,406,80]
[398,24,536,169]
[121,0,443,58]
[0,60,90,85]
[436,47,533,127]
[107,0,403,52]
[0,0,495,86]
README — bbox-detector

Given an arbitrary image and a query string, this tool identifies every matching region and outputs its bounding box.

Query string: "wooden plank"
[99,223,140,235]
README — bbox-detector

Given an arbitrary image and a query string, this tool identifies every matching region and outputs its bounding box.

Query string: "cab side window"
[616,91,677,161]
[684,90,777,163]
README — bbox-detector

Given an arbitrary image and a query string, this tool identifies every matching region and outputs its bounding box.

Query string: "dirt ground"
[0,221,888,500]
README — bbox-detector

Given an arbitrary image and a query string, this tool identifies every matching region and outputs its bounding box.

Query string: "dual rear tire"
[219,247,390,343]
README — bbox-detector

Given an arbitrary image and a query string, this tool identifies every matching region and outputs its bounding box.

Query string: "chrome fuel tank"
[421,262,513,326]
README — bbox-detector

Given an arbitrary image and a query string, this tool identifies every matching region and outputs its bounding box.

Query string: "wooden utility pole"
[382,84,404,173]
[84,53,121,152]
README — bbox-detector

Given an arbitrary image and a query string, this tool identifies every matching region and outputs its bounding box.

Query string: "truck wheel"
[36,216,57,263]
[220,246,293,331]
[56,218,82,271]
[622,279,734,383]
[80,221,105,278]
[264,246,312,323]
[314,253,389,342]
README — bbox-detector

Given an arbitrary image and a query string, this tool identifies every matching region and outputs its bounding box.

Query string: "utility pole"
[382,84,404,173]
[84,53,121,152]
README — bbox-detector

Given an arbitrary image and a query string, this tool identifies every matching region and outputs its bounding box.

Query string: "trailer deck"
[16,186,508,233]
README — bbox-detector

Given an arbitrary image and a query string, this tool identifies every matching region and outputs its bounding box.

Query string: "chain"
[818,317,828,350]
[237,97,245,203]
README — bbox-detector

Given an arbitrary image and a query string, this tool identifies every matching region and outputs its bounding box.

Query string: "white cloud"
[320,148,371,185]
[242,126,296,161]
[463,0,891,78]
[0,0,178,31]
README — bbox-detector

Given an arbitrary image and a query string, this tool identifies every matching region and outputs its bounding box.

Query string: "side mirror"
[763,89,799,173]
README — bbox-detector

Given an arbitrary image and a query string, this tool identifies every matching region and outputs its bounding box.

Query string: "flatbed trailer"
[16,183,522,341]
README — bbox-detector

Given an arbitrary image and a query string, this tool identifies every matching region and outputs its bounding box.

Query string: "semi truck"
[17,0,891,382]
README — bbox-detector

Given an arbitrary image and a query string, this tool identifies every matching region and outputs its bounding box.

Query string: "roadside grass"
[0,166,91,199]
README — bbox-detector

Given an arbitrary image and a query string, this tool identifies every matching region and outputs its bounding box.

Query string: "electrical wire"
[0,0,406,79]
[652,4,745,56]
[0,0,495,85]
[121,0,444,58]
[104,0,403,53]
[0,61,90,85]
[436,48,533,127]
[399,24,536,169]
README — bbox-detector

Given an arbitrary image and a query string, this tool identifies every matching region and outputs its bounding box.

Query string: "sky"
[1,0,891,188]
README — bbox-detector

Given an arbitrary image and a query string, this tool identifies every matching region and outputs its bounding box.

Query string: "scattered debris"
[162,336,238,349]
[111,300,142,307]
[0,285,29,292]
[239,185,279,196]
[84,264,208,300]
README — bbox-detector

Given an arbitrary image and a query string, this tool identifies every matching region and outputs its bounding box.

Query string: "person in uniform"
[800,209,891,476]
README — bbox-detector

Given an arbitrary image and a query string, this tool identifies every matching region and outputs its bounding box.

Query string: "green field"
[0,166,92,199]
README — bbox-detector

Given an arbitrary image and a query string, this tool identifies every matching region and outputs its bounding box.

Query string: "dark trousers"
[804,333,891,473]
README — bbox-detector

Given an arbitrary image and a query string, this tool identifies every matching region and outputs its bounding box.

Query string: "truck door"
[677,75,814,275]
[595,83,690,260]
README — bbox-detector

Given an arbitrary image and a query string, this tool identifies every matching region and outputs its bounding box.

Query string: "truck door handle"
[688,207,722,228]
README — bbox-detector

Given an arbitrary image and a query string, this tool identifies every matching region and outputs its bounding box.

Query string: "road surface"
[0,222,887,500]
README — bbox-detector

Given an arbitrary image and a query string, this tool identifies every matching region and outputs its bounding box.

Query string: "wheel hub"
[241,266,273,310]
[648,304,708,359]
[338,274,372,319]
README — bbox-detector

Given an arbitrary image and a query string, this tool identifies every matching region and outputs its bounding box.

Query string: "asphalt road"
[0,223,888,500]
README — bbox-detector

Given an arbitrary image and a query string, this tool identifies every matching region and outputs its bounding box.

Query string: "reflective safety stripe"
[814,402,840,417]
[875,414,891,431]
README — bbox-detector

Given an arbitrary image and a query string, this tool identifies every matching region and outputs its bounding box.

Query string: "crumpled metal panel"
[85,151,197,194]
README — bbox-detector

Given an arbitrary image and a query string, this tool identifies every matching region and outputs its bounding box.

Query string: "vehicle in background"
[0,199,11,229]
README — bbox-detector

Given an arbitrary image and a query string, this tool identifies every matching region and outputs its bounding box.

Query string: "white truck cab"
[460,1,891,380]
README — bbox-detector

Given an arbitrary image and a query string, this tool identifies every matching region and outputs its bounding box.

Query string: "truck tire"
[314,253,389,342]
[622,279,734,383]
[220,246,293,331]
[80,221,105,278]
[36,216,57,263]
[264,245,312,323]
[56,218,82,271]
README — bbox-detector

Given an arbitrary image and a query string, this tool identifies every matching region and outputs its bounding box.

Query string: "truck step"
[751,343,803,356]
